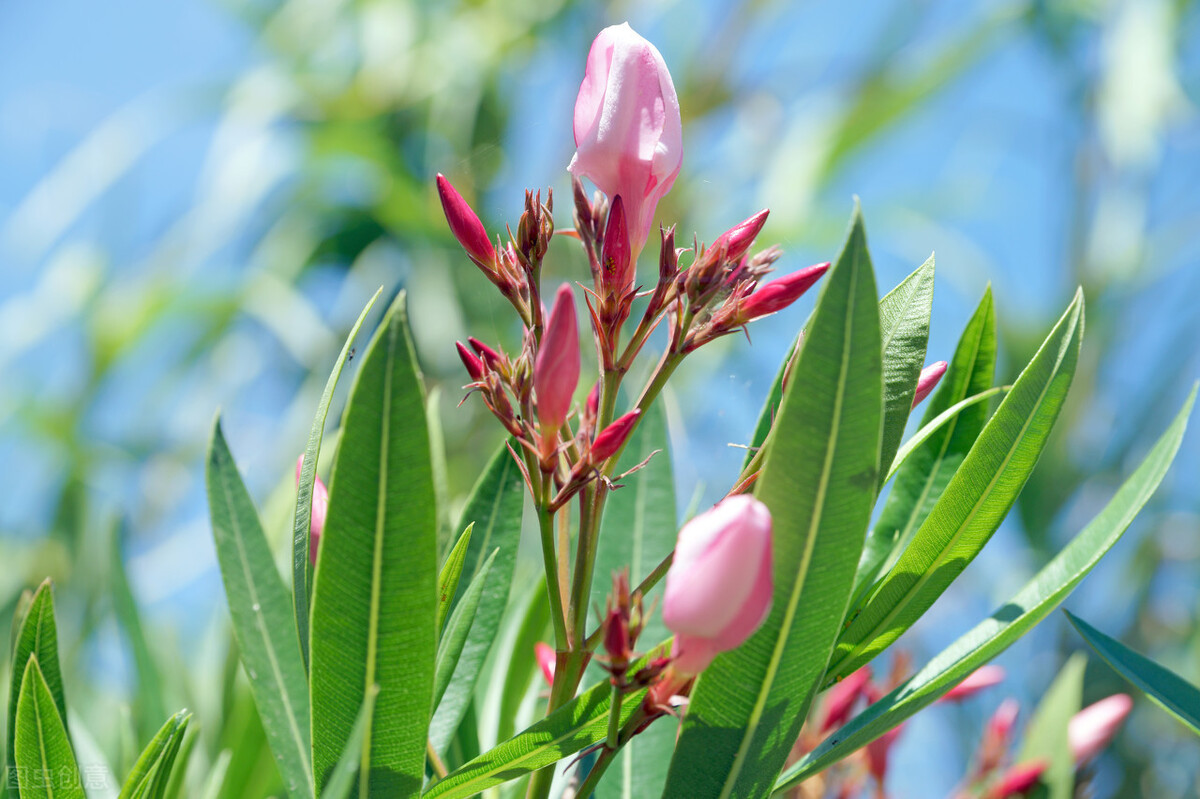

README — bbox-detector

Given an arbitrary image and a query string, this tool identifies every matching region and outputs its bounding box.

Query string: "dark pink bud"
[586,384,600,418]
[590,409,641,462]
[534,642,556,687]
[534,284,581,430]
[468,337,503,370]
[739,262,830,320]
[941,664,1005,702]
[604,607,631,667]
[987,761,1047,799]
[436,173,496,269]
[911,360,948,408]
[864,723,904,783]
[600,195,633,296]
[713,209,769,264]
[821,666,872,733]
[295,455,328,566]
[456,341,485,381]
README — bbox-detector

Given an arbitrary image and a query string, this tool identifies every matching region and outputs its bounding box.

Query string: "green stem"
[606,681,623,750]
[575,746,619,799]
[584,550,674,651]
[537,499,569,651]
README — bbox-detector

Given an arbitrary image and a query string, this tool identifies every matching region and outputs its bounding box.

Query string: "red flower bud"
[821,666,872,733]
[987,761,1047,799]
[436,173,496,270]
[456,341,485,381]
[534,284,581,430]
[600,195,633,297]
[713,209,769,264]
[604,607,631,667]
[739,262,829,320]
[590,409,641,462]
[912,360,948,408]
[468,337,503,371]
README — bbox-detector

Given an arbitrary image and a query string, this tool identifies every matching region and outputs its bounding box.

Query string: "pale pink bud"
[821,666,872,733]
[941,665,1006,703]
[534,284,581,430]
[534,642,556,687]
[456,341,485,381]
[600,195,633,297]
[295,455,328,566]
[662,495,773,675]
[436,174,495,270]
[713,209,769,264]
[1069,694,1132,764]
[986,698,1021,742]
[590,409,641,462]
[987,761,1047,799]
[568,23,683,254]
[912,361,948,408]
[739,262,830,320]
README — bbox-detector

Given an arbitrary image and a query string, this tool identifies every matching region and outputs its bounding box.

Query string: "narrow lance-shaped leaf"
[118,712,181,799]
[14,658,83,799]
[207,419,314,799]
[110,522,168,739]
[1018,653,1086,799]
[437,524,474,636]
[294,287,382,669]
[876,254,934,480]
[427,442,525,755]
[321,688,379,799]
[309,292,438,795]
[8,580,69,793]
[664,203,883,798]
[433,550,497,713]
[1067,610,1200,736]
[773,386,1195,793]
[854,287,996,596]
[832,289,1082,682]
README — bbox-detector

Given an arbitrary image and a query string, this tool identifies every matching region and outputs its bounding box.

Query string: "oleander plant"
[3,21,1196,799]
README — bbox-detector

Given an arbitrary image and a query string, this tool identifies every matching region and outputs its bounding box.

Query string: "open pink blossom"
[295,455,328,566]
[1069,693,1132,764]
[568,22,682,255]
[662,495,773,674]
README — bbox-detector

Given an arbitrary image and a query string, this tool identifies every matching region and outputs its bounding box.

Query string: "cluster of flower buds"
[295,455,328,566]
[599,571,672,696]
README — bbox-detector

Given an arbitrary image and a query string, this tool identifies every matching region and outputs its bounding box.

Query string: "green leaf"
[856,286,996,596]
[110,523,167,739]
[8,581,69,793]
[876,254,934,481]
[137,716,191,799]
[14,658,83,799]
[1067,610,1200,736]
[772,386,1195,793]
[880,387,1006,487]
[831,289,1082,681]
[428,443,525,755]
[665,203,883,798]
[294,287,382,669]
[496,579,551,745]
[206,419,314,799]
[588,400,678,799]
[434,550,497,713]
[162,727,196,799]
[322,688,379,799]
[437,524,474,636]
[309,292,438,795]
[1018,653,1086,799]
[427,388,454,563]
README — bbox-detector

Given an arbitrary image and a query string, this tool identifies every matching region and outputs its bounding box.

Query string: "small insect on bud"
[600,195,634,298]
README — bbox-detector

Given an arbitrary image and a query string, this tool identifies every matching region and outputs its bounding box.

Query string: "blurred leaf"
[110,524,167,739]
[1067,610,1200,736]
[434,551,497,713]
[66,711,118,799]
[832,289,1083,681]
[294,288,382,670]
[437,524,474,636]
[14,658,82,799]
[309,293,437,794]
[206,420,314,799]
[876,254,935,481]
[321,688,378,799]
[496,579,551,746]
[8,581,69,790]
[855,287,997,597]
[665,204,882,797]
[1019,653,1086,799]
[428,443,525,756]
[773,386,1195,792]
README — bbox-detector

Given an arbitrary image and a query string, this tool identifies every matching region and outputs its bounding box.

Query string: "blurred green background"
[0,0,1197,796]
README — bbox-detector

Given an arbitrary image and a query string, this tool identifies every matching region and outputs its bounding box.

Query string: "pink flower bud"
[534,642,556,687]
[436,174,495,271]
[1069,694,1132,764]
[295,455,328,566]
[987,761,1047,799]
[865,724,904,784]
[590,409,641,462]
[986,698,1021,742]
[534,284,580,431]
[586,384,600,418]
[662,495,773,675]
[739,262,830,320]
[600,195,633,297]
[912,360,948,408]
[941,665,1006,703]
[456,341,485,381]
[568,23,683,254]
[821,666,872,733]
[468,337,503,371]
[713,209,769,264]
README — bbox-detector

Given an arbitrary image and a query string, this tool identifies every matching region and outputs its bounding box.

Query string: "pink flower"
[1069,694,1132,764]
[713,209,769,264]
[568,23,683,255]
[295,455,328,566]
[534,642,556,687]
[590,409,641,462]
[739,262,830,320]
[942,665,1006,703]
[534,284,581,431]
[436,174,495,272]
[987,760,1047,799]
[912,361,948,408]
[662,495,773,675]
[821,666,872,733]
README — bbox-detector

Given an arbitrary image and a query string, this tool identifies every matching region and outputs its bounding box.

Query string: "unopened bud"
[534,284,581,431]
[468,337,504,371]
[739,262,829,320]
[590,410,641,462]
[456,341,485,381]
[604,607,631,669]
[941,665,1005,702]
[436,174,495,270]
[1069,694,1132,764]
[987,761,1047,799]
[821,666,872,733]
[600,195,633,297]
[912,361,948,408]
[295,455,328,566]
[534,642,556,687]
[712,209,769,264]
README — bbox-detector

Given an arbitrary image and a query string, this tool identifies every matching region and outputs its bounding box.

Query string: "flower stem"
[606,681,623,749]
[575,746,619,798]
